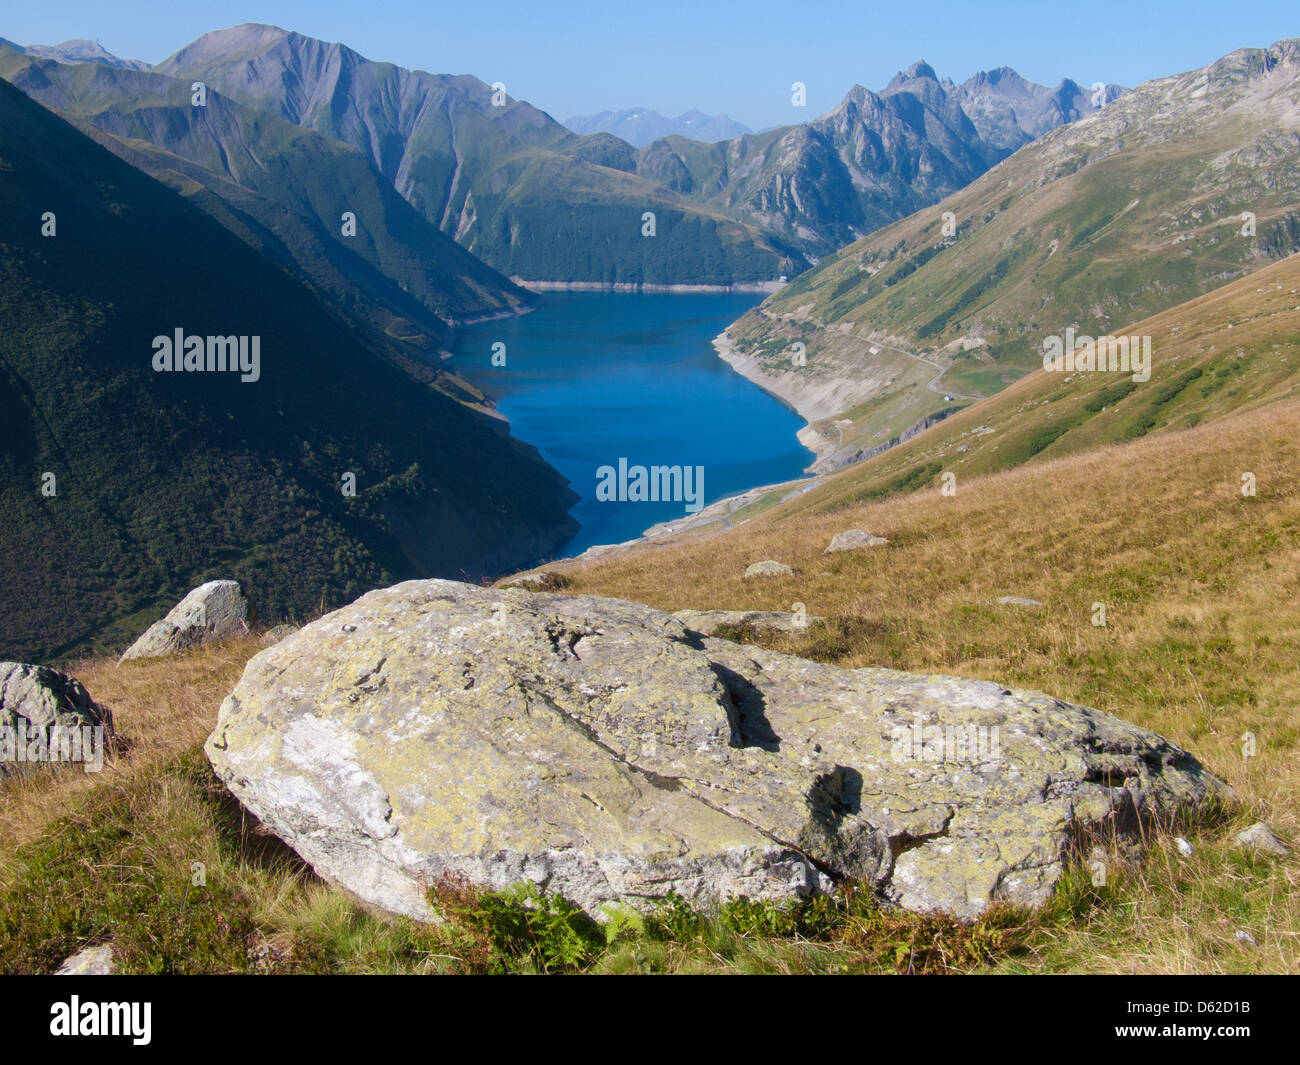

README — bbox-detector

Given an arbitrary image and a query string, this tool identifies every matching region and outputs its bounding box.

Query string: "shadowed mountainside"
[0,76,577,661]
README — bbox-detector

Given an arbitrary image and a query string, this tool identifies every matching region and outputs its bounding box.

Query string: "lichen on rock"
[206,579,1228,921]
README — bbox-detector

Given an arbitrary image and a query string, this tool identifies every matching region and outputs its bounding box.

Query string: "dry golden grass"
[6,301,1299,970]
[0,635,263,852]
[706,252,1300,528]
[562,396,1300,972]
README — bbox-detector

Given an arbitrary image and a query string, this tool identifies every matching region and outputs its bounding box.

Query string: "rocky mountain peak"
[883,59,940,94]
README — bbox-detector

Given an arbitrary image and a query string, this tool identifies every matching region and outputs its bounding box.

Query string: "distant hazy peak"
[948,64,1128,148]
[964,65,1027,88]
[563,107,751,147]
[10,37,148,70]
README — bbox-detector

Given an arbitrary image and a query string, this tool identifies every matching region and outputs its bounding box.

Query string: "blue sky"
[5,1,1296,128]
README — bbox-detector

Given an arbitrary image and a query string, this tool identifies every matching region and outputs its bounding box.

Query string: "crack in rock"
[206,578,1231,921]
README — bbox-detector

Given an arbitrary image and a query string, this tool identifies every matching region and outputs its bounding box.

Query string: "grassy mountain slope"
[1,620,1287,974]
[723,39,1300,452]
[616,251,1300,540]
[797,254,1300,504]
[10,261,1292,974]
[0,46,532,374]
[156,24,799,284]
[0,76,576,661]
[531,262,1300,971]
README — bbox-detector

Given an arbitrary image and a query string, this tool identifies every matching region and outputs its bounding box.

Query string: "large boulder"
[206,580,1227,921]
[1,663,113,777]
[120,581,249,662]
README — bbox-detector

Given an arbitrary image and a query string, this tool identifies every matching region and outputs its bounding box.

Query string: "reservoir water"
[449,292,814,555]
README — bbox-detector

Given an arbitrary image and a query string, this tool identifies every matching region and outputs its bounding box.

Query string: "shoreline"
[512,279,788,294]
[462,300,859,571]
[446,302,537,328]
[711,331,841,466]
[558,472,824,566]
[712,329,970,474]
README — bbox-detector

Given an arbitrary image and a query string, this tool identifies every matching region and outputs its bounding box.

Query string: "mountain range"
[722,38,1300,462]
[635,62,1124,256]
[149,24,796,284]
[0,36,149,70]
[5,25,1123,283]
[4,23,1295,660]
[0,42,535,381]
[564,108,753,147]
[0,75,576,661]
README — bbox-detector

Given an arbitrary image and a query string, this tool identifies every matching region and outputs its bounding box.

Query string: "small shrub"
[430,880,603,974]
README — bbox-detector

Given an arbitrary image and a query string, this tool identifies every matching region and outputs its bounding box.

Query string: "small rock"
[673,609,824,637]
[503,572,569,592]
[996,596,1043,607]
[1234,930,1258,947]
[55,944,115,975]
[1175,836,1194,857]
[260,624,300,647]
[824,530,889,553]
[1,663,113,779]
[744,561,794,578]
[120,580,249,662]
[1234,821,1289,856]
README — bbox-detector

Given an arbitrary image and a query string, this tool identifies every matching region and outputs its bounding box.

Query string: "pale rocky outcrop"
[261,624,300,647]
[0,662,112,778]
[120,580,249,662]
[206,580,1227,922]
[825,530,889,553]
[55,944,115,975]
[673,609,824,636]
[503,572,569,592]
[744,561,794,578]
[1234,821,1289,856]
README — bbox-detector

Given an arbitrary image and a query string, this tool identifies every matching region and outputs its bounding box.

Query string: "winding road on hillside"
[756,308,985,401]
[872,339,986,401]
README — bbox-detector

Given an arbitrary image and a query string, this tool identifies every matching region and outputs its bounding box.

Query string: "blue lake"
[449,292,814,554]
